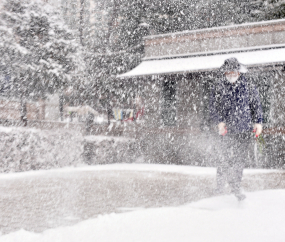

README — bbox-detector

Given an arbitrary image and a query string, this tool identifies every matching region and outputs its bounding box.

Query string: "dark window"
[161,78,176,126]
[200,79,213,131]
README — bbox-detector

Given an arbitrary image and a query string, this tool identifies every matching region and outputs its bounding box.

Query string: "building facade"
[119,19,285,167]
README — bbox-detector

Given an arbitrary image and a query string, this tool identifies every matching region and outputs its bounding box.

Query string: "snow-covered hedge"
[0,126,141,172]
[0,127,83,172]
[83,136,139,165]
[1,126,283,173]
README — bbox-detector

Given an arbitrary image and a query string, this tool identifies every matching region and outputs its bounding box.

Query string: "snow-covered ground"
[0,164,284,242]
[0,163,278,180]
[1,189,285,242]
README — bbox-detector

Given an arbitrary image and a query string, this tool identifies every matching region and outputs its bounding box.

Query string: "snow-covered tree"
[250,0,285,21]
[0,0,85,103]
[61,0,91,47]
[0,17,26,95]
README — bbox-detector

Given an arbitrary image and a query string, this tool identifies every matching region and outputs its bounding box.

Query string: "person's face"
[225,71,240,78]
[225,71,240,84]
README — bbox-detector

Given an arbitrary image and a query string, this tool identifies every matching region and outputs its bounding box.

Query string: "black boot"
[230,183,246,201]
[234,192,246,201]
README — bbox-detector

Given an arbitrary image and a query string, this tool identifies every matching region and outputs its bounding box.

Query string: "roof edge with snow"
[119,46,285,78]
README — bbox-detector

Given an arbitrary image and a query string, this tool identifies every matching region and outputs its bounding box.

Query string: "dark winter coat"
[210,75,263,134]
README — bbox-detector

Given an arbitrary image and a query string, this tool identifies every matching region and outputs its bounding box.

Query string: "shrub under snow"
[0,127,84,172]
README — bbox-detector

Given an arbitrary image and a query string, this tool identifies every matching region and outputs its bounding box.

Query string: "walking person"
[210,58,263,201]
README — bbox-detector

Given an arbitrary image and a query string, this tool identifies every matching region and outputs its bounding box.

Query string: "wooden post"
[20,98,27,126]
[59,94,64,121]
[38,99,46,120]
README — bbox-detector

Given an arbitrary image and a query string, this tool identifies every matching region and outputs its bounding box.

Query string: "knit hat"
[220,57,247,73]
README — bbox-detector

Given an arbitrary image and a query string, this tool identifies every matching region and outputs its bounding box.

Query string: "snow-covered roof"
[119,46,285,77]
[144,18,285,40]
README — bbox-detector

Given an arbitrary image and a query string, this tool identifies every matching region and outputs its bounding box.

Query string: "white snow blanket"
[0,164,284,242]
[0,163,277,180]
[0,189,284,242]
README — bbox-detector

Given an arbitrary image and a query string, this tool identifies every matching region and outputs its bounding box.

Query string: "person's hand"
[218,122,227,136]
[253,123,262,137]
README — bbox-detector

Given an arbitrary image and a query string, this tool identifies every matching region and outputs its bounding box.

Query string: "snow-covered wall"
[0,127,84,172]
[83,135,139,165]
[0,125,283,173]
[0,126,140,172]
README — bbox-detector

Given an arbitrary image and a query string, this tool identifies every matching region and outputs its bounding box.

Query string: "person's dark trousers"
[217,132,252,194]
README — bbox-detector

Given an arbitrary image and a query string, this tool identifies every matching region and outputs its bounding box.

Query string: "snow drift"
[1,189,284,242]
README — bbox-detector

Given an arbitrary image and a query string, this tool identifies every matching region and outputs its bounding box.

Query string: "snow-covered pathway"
[2,190,285,242]
[0,164,284,239]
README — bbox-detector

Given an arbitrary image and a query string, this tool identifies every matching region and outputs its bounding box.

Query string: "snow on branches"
[0,0,85,101]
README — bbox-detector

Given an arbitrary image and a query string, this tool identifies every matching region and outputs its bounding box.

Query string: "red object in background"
[124,117,134,122]
[222,127,227,136]
[135,107,144,120]
[122,107,144,122]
